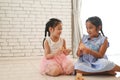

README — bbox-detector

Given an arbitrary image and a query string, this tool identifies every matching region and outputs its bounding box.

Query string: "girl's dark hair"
[86,16,105,36]
[43,18,62,48]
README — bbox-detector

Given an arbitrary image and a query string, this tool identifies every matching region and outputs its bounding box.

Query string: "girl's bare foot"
[75,73,84,80]
[106,71,116,76]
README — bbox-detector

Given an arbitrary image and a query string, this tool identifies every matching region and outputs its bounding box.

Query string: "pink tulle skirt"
[40,53,74,75]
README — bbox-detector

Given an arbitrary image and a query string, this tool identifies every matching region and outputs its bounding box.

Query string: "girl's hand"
[77,49,83,57]
[77,44,83,57]
[63,48,72,55]
[79,43,85,50]
[60,47,71,55]
[80,43,90,54]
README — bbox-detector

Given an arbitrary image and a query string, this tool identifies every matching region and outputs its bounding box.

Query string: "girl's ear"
[49,27,53,32]
[98,26,102,31]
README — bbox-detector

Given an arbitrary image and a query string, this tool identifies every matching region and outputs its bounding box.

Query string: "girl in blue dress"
[75,16,120,80]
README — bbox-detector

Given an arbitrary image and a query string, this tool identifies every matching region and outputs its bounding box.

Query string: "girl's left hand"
[63,49,72,55]
[61,47,71,55]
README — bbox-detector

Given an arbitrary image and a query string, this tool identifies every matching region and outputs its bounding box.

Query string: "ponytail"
[43,22,50,48]
[100,29,105,36]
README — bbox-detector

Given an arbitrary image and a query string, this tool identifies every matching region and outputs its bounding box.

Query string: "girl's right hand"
[77,42,84,57]
[79,43,90,54]
[77,47,83,57]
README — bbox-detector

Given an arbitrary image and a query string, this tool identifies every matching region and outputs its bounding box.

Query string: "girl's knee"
[46,66,61,76]
[51,68,61,76]
[64,64,74,74]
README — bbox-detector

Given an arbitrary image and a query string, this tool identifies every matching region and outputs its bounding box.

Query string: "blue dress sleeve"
[82,34,88,42]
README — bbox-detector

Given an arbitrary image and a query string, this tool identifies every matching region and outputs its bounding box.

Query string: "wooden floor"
[0,55,120,80]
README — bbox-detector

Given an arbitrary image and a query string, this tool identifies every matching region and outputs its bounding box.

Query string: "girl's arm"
[62,39,71,55]
[81,38,108,58]
[76,41,83,57]
[63,39,66,49]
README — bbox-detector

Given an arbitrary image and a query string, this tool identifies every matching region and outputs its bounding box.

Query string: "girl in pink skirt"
[40,18,74,76]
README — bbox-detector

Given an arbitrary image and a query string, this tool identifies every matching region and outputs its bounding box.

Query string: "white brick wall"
[0,0,72,57]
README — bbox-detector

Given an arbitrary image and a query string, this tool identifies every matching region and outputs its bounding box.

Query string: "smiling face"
[50,23,62,39]
[86,21,100,38]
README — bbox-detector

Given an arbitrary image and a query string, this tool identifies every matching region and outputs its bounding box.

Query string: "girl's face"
[51,23,62,38]
[86,21,100,38]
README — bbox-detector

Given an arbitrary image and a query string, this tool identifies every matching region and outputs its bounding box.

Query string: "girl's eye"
[88,26,93,29]
[57,27,62,30]
[59,28,62,30]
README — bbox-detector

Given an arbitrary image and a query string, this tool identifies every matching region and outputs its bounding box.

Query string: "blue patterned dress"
[74,34,115,72]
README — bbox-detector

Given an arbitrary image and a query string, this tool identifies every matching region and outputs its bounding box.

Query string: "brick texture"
[0,0,72,57]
